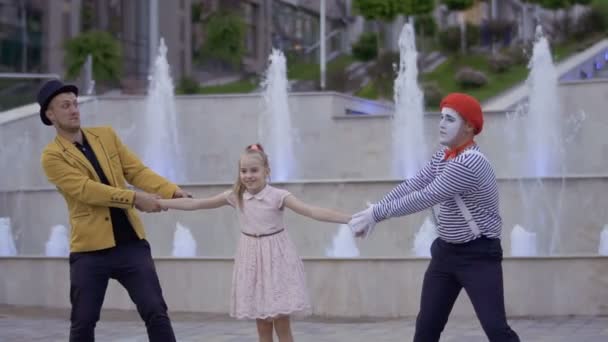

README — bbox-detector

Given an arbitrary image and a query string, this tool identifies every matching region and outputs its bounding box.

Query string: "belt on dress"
[241,228,284,238]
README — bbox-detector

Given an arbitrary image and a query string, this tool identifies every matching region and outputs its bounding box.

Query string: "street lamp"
[320,0,326,90]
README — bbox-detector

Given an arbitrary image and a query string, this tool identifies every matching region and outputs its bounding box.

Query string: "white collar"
[243,185,270,200]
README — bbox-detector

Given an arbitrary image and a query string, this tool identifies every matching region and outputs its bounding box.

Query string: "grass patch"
[358,33,604,107]
[194,79,258,94]
[422,54,528,106]
[553,33,605,62]
[354,82,379,100]
[287,55,356,81]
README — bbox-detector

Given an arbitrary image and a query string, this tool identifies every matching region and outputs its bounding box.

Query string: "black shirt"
[74,136,139,245]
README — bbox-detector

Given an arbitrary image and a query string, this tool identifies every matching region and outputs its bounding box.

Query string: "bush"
[487,53,514,73]
[572,6,607,39]
[356,82,379,100]
[466,23,481,47]
[352,32,378,62]
[371,52,399,98]
[326,68,350,92]
[591,0,608,32]
[455,67,488,88]
[202,11,246,67]
[504,45,529,66]
[438,27,460,52]
[64,31,122,82]
[438,24,480,54]
[485,19,514,46]
[176,77,200,94]
[415,14,437,37]
[422,82,443,108]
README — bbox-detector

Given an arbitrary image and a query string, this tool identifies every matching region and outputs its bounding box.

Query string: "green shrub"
[438,24,480,54]
[176,77,200,94]
[202,11,246,67]
[487,53,514,73]
[371,52,399,98]
[352,32,378,62]
[415,14,437,37]
[326,68,350,92]
[455,67,488,88]
[422,82,443,108]
[64,31,122,82]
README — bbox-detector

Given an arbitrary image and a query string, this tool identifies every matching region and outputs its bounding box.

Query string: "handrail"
[0,73,60,79]
[303,29,343,54]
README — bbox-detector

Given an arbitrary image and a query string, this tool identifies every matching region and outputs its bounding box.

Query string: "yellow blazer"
[41,126,178,252]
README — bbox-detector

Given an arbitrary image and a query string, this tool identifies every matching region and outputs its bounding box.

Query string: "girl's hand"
[156,199,169,211]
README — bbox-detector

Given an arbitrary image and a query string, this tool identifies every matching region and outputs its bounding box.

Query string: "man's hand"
[172,188,192,199]
[134,191,162,213]
[348,204,377,238]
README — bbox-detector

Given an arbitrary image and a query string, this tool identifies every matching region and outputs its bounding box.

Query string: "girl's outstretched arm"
[159,191,230,211]
[283,195,351,224]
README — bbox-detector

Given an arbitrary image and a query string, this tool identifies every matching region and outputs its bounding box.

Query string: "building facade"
[0,0,191,86]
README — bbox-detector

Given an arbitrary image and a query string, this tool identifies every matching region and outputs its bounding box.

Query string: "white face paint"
[439,107,465,147]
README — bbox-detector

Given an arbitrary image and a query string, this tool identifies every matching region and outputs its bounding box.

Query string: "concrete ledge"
[2,179,608,256]
[3,174,608,193]
[1,256,606,318]
[0,97,95,126]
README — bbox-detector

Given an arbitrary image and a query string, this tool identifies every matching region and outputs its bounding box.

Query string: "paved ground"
[1,305,607,341]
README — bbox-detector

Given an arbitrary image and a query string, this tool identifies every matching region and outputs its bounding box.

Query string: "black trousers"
[413,237,520,342]
[68,239,176,342]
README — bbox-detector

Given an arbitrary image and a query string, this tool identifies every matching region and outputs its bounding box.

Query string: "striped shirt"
[372,145,502,243]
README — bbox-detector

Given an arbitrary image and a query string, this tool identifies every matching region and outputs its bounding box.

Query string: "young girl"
[159,143,351,342]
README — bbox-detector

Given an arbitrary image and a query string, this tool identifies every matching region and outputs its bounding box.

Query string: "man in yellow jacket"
[39,79,188,342]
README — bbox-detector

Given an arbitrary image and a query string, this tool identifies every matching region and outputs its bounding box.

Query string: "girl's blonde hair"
[233,143,270,209]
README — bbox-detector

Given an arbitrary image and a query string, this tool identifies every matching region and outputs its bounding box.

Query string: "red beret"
[440,93,484,135]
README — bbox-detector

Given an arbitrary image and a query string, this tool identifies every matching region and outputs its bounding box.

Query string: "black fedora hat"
[37,79,79,126]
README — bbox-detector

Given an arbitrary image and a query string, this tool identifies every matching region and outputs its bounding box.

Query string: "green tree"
[527,0,569,9]
[442,0,475,54]
[64,30,121,82]
[402,0,435,16]
[353,0,402,21]
[353,0,434,20]
[442,0,475,11]
[202,10,245,67]
[571,0,592,5]
[353,0,435,52]
[522,0,591,10]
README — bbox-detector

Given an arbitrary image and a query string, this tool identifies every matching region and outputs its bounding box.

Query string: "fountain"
[392,21,427,178]
[172,222,197,257]
[83,54,96,96]
[0,217,17,256]
[506,25,576,255]
[524,26,564,177]
[259,49,296,181]
[599,225,608,256]
[510,225,538,257]
[0,131,34,255]
[325,224,360,258]
[141,38,183,183]
[45,225,70,257]
[81,53,100,117]
[412,217,437,257]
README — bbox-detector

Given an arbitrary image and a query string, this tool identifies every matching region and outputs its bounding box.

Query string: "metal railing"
[0,72,59,112]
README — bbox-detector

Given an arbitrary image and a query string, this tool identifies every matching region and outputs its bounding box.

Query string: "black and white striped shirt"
[372,145,502,243]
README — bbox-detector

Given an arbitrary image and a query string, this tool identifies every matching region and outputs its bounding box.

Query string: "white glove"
[348,203,377,238]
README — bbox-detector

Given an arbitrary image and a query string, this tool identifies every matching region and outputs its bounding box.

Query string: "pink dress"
[225,185,311,319]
